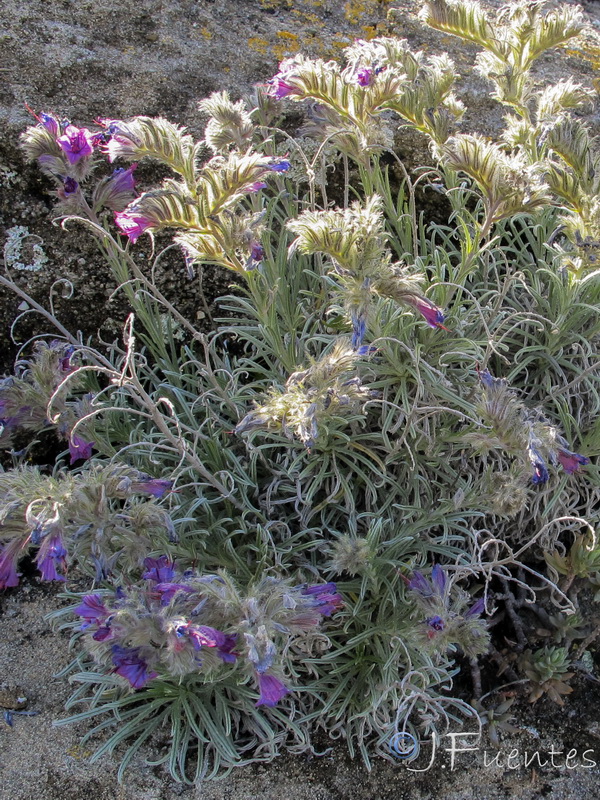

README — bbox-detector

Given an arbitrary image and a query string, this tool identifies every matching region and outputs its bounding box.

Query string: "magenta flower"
[557,448,590,475]
[248,181,268,192]
[268,74,298,99]
[404,296,446,329]
[114,209,154,243]
[36,532,68,582]
[111,645,157,689]
[142,555,175,583]
[356,67,374,87]
[0,539,23,590]
[74,594,109,622]
[57,125,94,164]
[68,433,94,464]
[255,673,290,707]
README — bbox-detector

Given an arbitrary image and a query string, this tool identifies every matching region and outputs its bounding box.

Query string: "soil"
[2,0,600,797]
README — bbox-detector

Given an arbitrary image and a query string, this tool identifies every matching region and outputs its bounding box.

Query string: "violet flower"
[154,582,194,605]
[74,594,109,623]
[59,177,80,198]
[96,164,138,212]
[245,240,265,271]
[131,476,174,498]
[35,532,67,582]
[248,181,268,192]
[266,159,291,173]
[351,309,367,349]
[425,615,445,631]
[111,645,157,689]
[302,582,343,616]
[557,448,590,475]
[0,540,23,590]
[255,672,290,707]
[142,555,176,583]
[39,112,62,136]
[356,67,374,87]
[465,597,486,618]
[57,125,94,164]
[68,433,94,464]
[527,441,549,485]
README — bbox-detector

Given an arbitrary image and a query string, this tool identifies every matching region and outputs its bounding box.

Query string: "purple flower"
[268,73,299,99]
[465,597,486,618]
[0,540,23,590]
[58,345,76,373]
[95,164,138,212]
[267,159,291,173]
[302,582,343,616]
[142,555,175,583]
[154,582,194,605]
[527,440,549,485]
[248,181,268,192]
[40,112,62,136]
[425,615,445,631]
[179,624,238,662]
[35,532,67,582]
[98,119,141,163]
[250,241,265,262]
[74,594,109,622]
[476,366,497,390]
[557,448,590,475]
[57,125,94,164]
[356,67,374,87]
[356,344,378,356]
[111,645,157,689]
[245,240,265,271]
[431,564,447,595]
[404,296,446,329]
[408,571,434,598]
[131,476,174,498]
[255,672,290,707]
[114,209,154,243]
[216,634,238,663]
[68,433,94,464]
[92,625,113,641]
[59,176,80,198]
[351,309,367,349]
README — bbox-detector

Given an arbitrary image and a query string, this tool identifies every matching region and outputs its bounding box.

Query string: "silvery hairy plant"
[1,0,598,782]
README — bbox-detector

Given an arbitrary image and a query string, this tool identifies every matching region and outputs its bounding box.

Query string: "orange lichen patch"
[344,0,392,25]
[259,0,292,9]
[361,25,378,40]
[291,9,324,27]
[273,31,301,59]
[248,37,270,55]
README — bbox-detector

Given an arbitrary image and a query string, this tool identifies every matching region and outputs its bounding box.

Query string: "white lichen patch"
[3,226,48,272]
